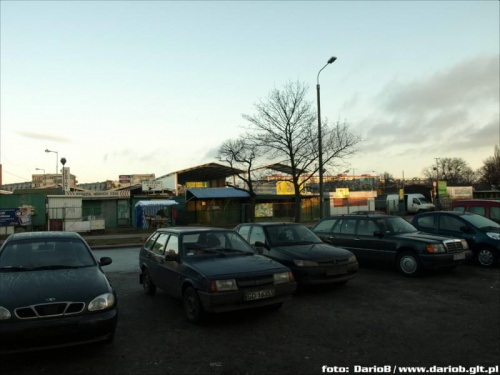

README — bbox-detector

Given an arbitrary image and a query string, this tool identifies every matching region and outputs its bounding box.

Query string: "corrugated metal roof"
[187,187,250,199]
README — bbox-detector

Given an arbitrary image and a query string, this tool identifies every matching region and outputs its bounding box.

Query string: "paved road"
[2,262,499,375]
[92,247,141,273]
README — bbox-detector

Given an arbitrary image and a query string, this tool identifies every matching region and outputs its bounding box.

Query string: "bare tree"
[422,157,477,186]
[478,146,500,189]
[243,81,361,222]
[217,139,260,222]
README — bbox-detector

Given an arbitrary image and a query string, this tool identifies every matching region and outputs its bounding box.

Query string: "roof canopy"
[253,163,308,175]
[187,187,250,199]
[158,163,244,184]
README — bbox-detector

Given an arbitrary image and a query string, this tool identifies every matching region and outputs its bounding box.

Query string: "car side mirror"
[99,257,112,267]
[374,230,384,238]
[254,241,268,251]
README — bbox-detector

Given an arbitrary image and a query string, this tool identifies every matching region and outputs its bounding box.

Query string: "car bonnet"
[186,254,288,278]
[0,266,112,309]
[271,243,353,261]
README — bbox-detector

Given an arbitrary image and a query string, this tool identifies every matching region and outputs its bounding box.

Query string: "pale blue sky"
[1,1,499,184]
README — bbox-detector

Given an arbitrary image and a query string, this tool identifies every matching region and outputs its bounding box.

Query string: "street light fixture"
[45,149,59,175]
[316,56,337,219]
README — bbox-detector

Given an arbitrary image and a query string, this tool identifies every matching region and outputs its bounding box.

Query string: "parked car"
[0,232,117,353]
[139,227,296,323]
[350,210,386,215]
[411,211,500,267]
[450,200,500,224]
[234,222,358,285]
[312,214,472,276]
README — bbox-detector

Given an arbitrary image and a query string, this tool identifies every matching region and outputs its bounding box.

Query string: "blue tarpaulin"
[134,200,178,229]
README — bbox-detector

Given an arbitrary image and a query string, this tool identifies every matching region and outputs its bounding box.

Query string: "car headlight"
[426,244,446,254]
[211,279,238,292]
[293,259,319,267]
[487,232,500,240]
[0,306,11,320]
[460,239,469,249]
[88,293,116,311]
[274,272,293,284]
[348,255,357,263]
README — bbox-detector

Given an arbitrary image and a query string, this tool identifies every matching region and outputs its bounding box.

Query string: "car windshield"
[461,214,500,230]
[266,224,322,246]
[0,238,96,271]
[182,230,255,258]
[375,217,418,235]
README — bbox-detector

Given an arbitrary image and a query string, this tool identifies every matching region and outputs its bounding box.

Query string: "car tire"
[397,251,421,277]
[476,248,498,267]
[142,269,156,295]
[183,287,204,323]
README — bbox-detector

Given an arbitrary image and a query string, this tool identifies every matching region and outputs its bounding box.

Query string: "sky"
[1,1,499,185]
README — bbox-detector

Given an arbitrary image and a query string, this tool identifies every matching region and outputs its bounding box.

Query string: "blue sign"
[0,208,31,227]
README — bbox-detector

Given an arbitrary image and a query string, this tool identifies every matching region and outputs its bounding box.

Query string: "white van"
[404,193,435,214]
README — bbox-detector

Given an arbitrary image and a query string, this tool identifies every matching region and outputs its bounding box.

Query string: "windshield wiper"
[482,226,500,230]
[0,266,33,272]
[30,265,83,271]
[202,249,227,256]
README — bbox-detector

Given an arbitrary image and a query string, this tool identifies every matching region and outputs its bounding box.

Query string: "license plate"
[326,266,347,276]
[245,289,275,301]
[453,253,466,260]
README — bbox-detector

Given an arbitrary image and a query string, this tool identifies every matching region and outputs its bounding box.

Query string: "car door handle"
[354,237,361,240]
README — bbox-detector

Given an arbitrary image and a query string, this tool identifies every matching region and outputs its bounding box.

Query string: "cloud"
[17,131,71,142]
[357,54,500,158]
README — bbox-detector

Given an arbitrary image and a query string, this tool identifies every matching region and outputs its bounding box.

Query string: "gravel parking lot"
[2,264,499,375]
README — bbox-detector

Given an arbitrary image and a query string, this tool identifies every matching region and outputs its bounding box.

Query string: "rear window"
[452,205,465,213]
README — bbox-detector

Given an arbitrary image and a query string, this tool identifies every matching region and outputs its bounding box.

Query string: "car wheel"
[142,269,156,295]
[397,251,421,276]
[477,248,498,267]
[183,287,204,323]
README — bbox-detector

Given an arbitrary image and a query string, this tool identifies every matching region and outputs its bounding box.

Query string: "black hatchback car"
[234,222,358,285]
[411,211,500,267]
[312,214,472,276]
[0,232,117,353]
[139,227,296,323]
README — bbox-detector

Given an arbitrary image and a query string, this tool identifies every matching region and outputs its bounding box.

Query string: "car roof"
[417,210,478,217]
[154,227,235,234]
[451,199,499,205]
[5,231,84,243]
[237,222,302,227]
[326,214,394,219]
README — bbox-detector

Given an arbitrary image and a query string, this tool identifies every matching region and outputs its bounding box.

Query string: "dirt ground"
[2,264,499,375]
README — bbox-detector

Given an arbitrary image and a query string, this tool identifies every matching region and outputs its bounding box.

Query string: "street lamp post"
[316,56,337,219]
[35,168,46,187]
[433,158,441,209]
[45,149,59,176]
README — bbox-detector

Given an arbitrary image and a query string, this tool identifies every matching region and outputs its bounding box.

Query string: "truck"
[404,193,435,214]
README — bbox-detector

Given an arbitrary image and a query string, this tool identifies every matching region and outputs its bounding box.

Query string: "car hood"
[272,243,353,261]
[186,254,288,278]
[0,267,112,308]
[396,232,461,243]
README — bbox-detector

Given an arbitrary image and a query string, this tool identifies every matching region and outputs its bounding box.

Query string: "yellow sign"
[335,188,350,198]
[276,181,295,195]
[186,182,208,188]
